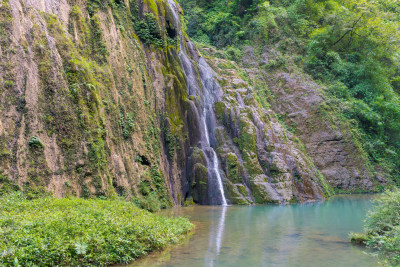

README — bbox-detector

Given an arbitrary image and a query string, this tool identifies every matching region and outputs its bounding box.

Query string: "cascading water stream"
[201,107,227,206]
[167,0,227,205]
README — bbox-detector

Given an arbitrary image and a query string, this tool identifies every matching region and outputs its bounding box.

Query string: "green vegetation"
[0,193,193,266]
[136,165,172,212]
[18,0,174,201]
[178,0,400,184]
[119,112,135,139]
[350,188,400,265]
[135,13,165,47]
[0,173,19,196]
[28,136,44,149]
[226,153,242,183]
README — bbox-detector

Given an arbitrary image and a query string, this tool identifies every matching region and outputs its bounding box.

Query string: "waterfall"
[198,57,227,206]
[167,0,227,205]
[201,106,227,206]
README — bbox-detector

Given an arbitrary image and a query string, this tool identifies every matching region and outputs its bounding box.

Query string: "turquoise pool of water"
[131,195,378,267]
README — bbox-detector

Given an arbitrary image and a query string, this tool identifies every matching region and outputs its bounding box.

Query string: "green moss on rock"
[249,181,280,204]
[214,101,226,121]
[237,184,249,197]
[226,153,242,183]
[224,180,249,205]
[192,147,207,165]
[191,163,208,203]
[238,117,257,153]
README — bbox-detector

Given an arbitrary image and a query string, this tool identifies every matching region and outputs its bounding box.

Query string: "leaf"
[74,242,88,255]
[13,257,20,267]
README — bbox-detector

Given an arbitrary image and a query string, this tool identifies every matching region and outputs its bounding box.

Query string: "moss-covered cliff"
[0,0,384,206]
[0,0,189,208]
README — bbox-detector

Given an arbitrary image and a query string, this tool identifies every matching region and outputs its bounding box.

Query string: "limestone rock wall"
[0,0,188,206]
[241,46,384,192]
[0,0,376,205]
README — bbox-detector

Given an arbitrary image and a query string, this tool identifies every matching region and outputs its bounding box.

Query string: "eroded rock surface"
[201,55,328,203]
[241,46,384,192]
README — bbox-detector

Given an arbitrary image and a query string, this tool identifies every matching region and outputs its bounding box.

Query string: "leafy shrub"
[351,188,400,265]
[137,166,170,212]
[225,46,242,61]
[0,174,19,196]
[119,112,135,139]
[0,193,193,266]
[184,197,195,206]
[139,180,151,196]
[4,80,14,88]
[22,185,52,200]
[139,192,162,212]
[28,136,44,149]
[135,13,164,47]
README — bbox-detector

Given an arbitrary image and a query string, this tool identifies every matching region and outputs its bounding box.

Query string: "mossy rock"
[214,101,226,121]
[242,151,264,177]
[143,0,161,17]
[184,197,195,206]
[191,147,207,166]
[224,180,249,205]
[191,163,208,203]
[244,94,257,106]
[249,175,280,204]
[0,135,10,166]
[237,184,249,197]
[226,153,243,183]
[349,232,368,245]
[238,116,257,153]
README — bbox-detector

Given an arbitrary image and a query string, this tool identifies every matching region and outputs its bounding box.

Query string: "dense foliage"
[0,193,193,266]
[135,13,165,47]
[178,0,400,183]
[351,189,400,265]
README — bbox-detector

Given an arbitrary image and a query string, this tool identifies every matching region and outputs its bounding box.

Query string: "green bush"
[0,174,19,196]
[351,188,400,265]
[28,136,44,149]
[139,192,162,212]
[119,112,135,139]
[0,193,193,266]
[4,80,14,88]
[135,13,164,47]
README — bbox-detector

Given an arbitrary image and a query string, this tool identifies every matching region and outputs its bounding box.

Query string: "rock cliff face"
[266,72,376,191]
[0,0,187,206]
[242,46,385,192]
[199,50,328,204]
[0,0,379,205]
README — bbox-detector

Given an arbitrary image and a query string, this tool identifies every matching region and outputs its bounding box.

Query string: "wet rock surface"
[200,54,327,204]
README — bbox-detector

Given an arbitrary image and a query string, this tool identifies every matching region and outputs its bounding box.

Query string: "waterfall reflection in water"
[205,206,227,266]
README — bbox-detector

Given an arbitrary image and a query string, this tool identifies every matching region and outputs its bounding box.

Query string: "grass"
[0,193,193,266]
